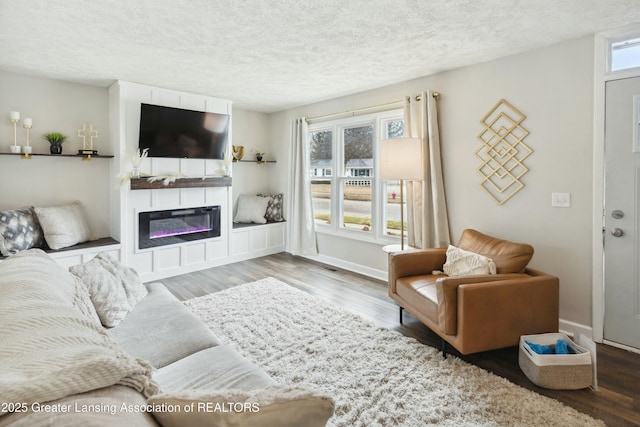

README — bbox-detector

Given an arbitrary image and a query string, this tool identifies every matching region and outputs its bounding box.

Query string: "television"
[138,103,230,159]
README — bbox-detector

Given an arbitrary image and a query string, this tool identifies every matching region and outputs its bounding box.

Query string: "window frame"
[308,109,405,245]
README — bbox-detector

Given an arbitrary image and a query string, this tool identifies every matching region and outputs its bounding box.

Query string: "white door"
[603,76,640,350]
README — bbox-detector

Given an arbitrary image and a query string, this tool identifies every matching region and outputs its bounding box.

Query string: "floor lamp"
[380,138,423,250]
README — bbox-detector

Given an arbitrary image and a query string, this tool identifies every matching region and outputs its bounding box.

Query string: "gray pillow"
[34,201,91,250]
[0,207,44,256]
[258,193,285,222]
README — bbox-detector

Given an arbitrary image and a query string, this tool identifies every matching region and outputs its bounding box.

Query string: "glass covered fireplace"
[138,206,221,249]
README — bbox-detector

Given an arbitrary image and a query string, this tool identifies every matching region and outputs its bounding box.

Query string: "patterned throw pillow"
[258,193,285,222]
[0,207,44,256]
[443,245,497,276]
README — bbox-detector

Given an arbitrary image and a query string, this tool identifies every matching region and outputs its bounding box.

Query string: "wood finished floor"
[159,252,640,427]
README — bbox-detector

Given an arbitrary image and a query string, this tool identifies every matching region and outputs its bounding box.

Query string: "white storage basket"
[518,333,592,390]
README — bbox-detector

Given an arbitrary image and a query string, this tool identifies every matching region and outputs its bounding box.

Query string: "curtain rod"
[307,91,440,123]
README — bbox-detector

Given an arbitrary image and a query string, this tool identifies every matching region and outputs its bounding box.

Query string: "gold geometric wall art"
[475,99,532,205]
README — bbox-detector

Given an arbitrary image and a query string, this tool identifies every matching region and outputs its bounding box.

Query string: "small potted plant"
[42,132,68,154]
[252,147,266,163]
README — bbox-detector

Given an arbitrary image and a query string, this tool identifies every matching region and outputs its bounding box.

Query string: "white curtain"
[404,91,451,248]
[289,118,318,255]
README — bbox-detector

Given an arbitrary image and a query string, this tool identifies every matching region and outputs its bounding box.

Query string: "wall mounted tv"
[138,103,230,159]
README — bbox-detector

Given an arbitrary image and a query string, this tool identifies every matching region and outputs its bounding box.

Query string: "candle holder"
[22,121,32,159]
[10,112,20,152]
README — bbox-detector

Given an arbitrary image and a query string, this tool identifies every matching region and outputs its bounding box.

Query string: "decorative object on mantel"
[232,145,244,162]
[21,117,33,159]
[223,151,232,176]
[146,173,188,186]
[42,132,68,155]
[476,99,532,205]
[77,123,99,160]
[9,111,21,153]
[117,147,150,186]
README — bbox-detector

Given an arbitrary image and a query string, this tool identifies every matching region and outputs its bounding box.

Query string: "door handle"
[611,228,624,237]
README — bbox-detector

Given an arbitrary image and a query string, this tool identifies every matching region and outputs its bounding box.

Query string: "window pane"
[612,38,640,72]
[310,130,332,225]
[342,179,372,233]
[383,180,406,237]
[344,125,373,176]
[387,120,405,138]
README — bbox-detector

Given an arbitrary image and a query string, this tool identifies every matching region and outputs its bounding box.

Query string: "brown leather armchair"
[388,229,559,355]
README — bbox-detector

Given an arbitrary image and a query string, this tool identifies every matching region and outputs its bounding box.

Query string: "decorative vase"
[232,145,244,162]
[50,145,62,155]
[131,166,141,179]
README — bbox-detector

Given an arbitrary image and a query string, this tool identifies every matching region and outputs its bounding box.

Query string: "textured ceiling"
[0,1,639,112]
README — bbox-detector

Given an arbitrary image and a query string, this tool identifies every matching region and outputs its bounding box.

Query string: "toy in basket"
[519,333,593,390]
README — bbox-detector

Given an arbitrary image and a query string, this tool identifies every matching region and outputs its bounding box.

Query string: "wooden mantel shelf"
[130,176,232,190]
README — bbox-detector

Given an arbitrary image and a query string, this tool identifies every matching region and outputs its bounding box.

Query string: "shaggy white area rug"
[184,277,603,427]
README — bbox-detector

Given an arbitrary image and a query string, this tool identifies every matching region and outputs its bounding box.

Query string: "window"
[308,110,405,243]
[610,36,640,72]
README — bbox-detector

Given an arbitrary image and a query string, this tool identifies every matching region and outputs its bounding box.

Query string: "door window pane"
[310,130,332,225]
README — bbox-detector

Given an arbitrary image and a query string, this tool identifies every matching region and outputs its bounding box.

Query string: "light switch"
[551,192,571,208]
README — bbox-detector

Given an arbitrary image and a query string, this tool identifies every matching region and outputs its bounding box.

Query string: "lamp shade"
[379,137,424,181]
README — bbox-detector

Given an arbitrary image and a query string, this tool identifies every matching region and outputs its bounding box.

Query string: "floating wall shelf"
[130,176,232,190]
[235,160,276,164]
[1,152,114,159]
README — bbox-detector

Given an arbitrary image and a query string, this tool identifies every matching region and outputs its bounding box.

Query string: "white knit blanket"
[0,260,158,411]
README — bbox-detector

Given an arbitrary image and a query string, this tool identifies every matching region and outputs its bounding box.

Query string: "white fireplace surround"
[109,81,284,281]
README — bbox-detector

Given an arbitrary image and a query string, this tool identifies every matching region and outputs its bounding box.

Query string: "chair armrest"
[388,248,447,294]
[436,274,528,335]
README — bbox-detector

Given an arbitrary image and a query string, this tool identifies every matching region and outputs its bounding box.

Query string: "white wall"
[0,70,111,238]
[269,36,595,331]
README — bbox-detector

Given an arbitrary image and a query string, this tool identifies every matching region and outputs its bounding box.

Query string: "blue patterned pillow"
[0,207,44,256]
[258,193,284,222]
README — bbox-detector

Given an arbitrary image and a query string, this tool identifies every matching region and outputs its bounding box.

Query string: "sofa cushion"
[153,345,276,391]
[148,384,334,427]
[395,275,439,325]
[0,207,43,256]
[109,283,221,369]
[443,245,496,276]
[457,229,533,274]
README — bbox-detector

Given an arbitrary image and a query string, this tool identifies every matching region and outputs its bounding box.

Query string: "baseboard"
[303,253,387,281]
[559,319,593,340]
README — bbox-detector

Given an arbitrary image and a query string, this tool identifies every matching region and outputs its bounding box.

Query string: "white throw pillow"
[233,194,270,224]
[443,245,497,276]
[148,385,335,427]
[34,201,91,250]
[69,253,146,328]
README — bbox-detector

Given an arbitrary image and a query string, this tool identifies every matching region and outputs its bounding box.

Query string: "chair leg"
[399,307,404,324]
[441,339,448,359]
